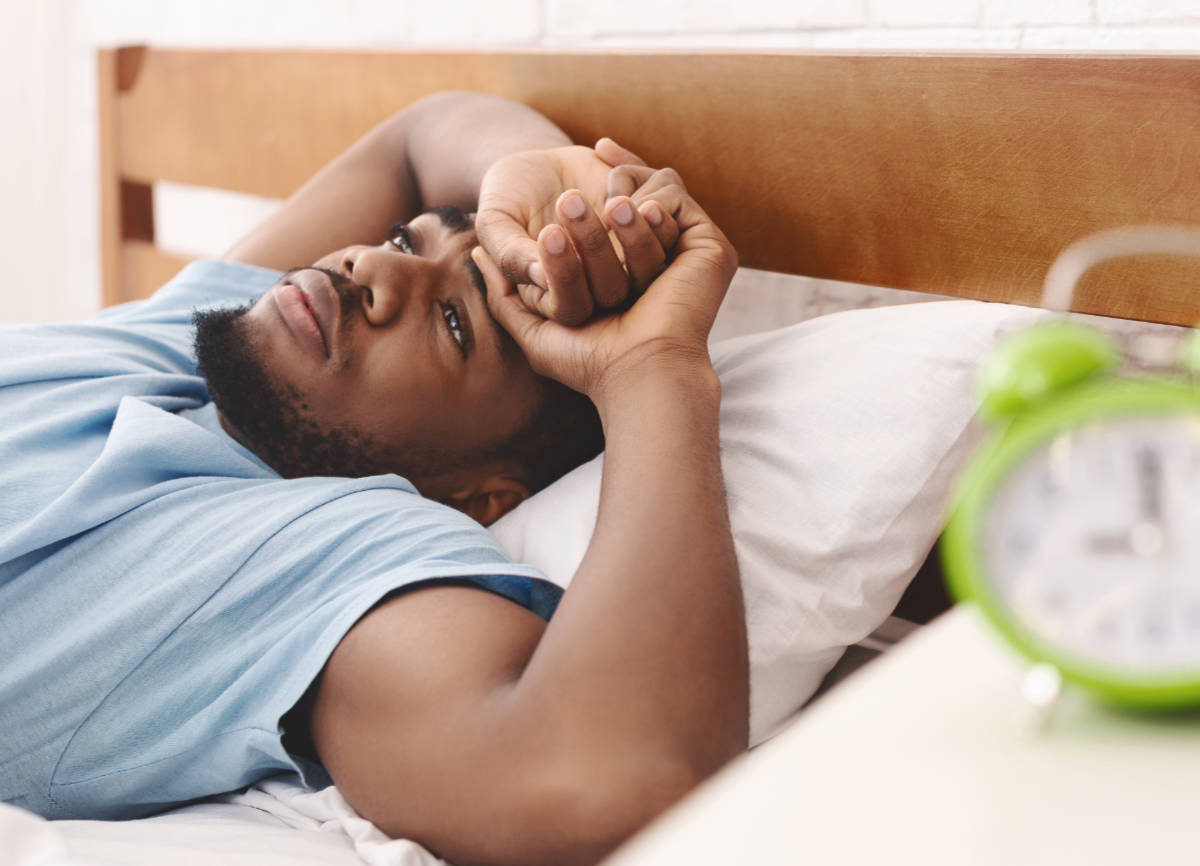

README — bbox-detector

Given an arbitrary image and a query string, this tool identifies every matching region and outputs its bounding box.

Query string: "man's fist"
[473,165,736,406]
[474,142,679,326]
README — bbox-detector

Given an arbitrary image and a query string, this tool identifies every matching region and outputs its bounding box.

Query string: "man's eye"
[388,224,414,254]
[443,303,466,355]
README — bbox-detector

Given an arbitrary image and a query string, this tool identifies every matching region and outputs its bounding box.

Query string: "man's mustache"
[282,266,358,299]
[308,266,359,299]
[282,266,361,330]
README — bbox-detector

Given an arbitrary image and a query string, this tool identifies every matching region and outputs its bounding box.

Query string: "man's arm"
[309,175,746,866]
[223,92,571,270]
[476,172,748,830]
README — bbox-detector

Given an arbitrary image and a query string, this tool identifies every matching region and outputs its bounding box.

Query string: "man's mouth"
[275,268,339,358]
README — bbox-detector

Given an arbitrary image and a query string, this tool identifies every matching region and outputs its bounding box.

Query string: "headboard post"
[99,46,190,307]
[98,47,124,308]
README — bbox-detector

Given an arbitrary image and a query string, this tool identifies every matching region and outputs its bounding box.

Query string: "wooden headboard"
[99,47,1200,324]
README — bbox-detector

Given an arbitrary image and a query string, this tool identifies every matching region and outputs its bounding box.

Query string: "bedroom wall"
[1,0,1198,325]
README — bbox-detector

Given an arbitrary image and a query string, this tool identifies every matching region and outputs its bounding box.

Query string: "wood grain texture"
[97,49,122,308]
[123,240,190,303]
[102,49,1200,321]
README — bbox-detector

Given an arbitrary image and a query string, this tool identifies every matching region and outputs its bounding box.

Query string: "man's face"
[198,207,543,499]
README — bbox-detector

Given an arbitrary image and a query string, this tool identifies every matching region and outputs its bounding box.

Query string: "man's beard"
[193,304,386,479]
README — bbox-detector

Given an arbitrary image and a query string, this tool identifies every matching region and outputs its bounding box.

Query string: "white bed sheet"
[4,778,444,866]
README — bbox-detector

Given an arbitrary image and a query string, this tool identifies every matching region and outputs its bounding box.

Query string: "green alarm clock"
[942,225,1200,709]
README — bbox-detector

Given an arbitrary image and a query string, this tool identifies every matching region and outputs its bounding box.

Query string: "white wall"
[2,0,1198,323]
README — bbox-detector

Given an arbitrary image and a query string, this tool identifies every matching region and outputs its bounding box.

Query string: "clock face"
[982,415,1200,674]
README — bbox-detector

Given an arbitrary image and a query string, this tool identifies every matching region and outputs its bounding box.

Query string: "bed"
[7,45,1200,865]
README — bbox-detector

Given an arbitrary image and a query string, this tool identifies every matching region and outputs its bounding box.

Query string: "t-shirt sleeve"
[79,259,283,378]
[38,476,562,820]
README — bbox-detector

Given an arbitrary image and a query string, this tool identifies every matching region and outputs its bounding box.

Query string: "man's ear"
[448,474,532,526]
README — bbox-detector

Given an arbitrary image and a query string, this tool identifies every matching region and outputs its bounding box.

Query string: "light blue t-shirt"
[0,260,562,820]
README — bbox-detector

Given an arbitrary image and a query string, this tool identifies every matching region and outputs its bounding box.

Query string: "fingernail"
[529,261,546,288]
[611,201,634,226]
[544,227,567,255]
[562,192,586,220]
[641,202,663,226]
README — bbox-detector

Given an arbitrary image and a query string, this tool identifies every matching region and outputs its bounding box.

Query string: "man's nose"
[343,246,431,327]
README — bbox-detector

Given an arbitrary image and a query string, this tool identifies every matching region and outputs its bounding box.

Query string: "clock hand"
[1088,448,1169,560]
[1085,532,1133,554]
[1135,446,1170,556]
[1137,445,1163,523]
[1085,525,1165,557]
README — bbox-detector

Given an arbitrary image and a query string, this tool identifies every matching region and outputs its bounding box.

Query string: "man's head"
[195,206,603,525]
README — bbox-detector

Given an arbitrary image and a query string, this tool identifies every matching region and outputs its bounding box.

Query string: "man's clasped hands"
[470,140,737,405]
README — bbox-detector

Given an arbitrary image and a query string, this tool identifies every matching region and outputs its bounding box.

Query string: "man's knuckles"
[605,164,652,199]
[633,182,687,214]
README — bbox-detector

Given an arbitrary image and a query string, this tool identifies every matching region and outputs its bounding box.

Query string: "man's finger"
[473,247,552,367]
[470,242,559,329]
[627,167,687,204]
[638,201,680,253]
[473,207,546,289]
[595,137,648,169]
[517,280,550,321]
[607,165,689,245]
[471,244,516,300]
[623,178,689,254]
[556,189,628,310]
[536,224,594,326]
[605,164,656,201]
[602,196,665,295]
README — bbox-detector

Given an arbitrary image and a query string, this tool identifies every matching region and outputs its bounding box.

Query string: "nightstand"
[604,604,1200,865]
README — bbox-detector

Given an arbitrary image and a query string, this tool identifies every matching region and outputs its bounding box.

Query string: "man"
[0,92,746,866]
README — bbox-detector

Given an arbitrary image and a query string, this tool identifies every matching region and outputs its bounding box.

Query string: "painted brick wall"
[2,0,1197,323]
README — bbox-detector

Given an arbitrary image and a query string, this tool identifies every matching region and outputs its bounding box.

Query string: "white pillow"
[489,299,1046,745]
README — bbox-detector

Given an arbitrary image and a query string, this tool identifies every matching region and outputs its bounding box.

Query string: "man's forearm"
[400,91,572,213]
[224,91,569,269]
[512,362,749,785]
